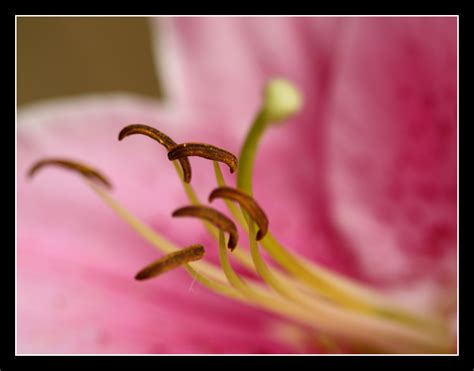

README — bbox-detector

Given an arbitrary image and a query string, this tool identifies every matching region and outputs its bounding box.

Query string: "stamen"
[30,158,453,353]
[175,160,257,273]
[119,124,177,149]
[89,181,226,283]
[209,186,268,240]
[28,158,112,189]
[118,124,192,183]
[135,244,205,280]
[168,143,238,174]
[172,205,238,250]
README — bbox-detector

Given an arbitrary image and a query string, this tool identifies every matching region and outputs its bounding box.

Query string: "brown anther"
[119,124,176,149]
[135,245,205,281]
[209,186,269,240]
[167,143,238,174]
[28,158,112,189]
[118,124,192,183]
[172,206,238,251]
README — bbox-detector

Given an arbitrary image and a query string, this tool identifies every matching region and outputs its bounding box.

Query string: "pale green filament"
[216,233,451,353]
[214,161,319,295]
[248,218,307,302]
[83,178,450,353]
[173,160,255,271]
[173,161,201,206]
[213,161,246,226]
[88,180,224,283]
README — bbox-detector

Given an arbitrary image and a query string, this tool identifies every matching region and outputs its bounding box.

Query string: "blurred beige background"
[17,17,162,107]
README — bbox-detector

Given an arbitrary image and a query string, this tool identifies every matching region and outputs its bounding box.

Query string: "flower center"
[27,78,454,354]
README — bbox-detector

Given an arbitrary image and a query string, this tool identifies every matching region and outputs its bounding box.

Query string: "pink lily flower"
[17,16,457,354]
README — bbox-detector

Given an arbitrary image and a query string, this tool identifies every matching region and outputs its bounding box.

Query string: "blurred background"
[17,17,162,107]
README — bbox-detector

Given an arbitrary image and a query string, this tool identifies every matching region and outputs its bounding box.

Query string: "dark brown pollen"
[167,143,238,174]
[28,158,112,189]
[172,205,238,251]
[135,245,205,280]
[118,124,192,183]
[209,186,269,240]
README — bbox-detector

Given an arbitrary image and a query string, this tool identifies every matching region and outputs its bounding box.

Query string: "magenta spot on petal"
[348,157,371,177]
[436,119,453,137]
[420,222,455,257]
[396,84,414,102]
[403,40,421,58]
[386,182,404,202]
[422,93,436,109]
[416,183,439,202]
[375,207,394,223]
[444,185,457,203]
[405,205,422,225]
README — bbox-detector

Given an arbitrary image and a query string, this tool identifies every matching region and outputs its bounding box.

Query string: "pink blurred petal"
[325,18,457,292]
[18,17,457,353]
[152,17,346,140]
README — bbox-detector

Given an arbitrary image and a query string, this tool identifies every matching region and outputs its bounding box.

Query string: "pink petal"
[322,18,457,313]
[152,17,345,140]
[325,17,456,270]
